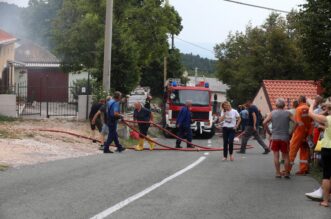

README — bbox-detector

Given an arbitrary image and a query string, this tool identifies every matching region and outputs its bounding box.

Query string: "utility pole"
[171,34,174,50]
[102,0,114,92]
[163,56,167,87]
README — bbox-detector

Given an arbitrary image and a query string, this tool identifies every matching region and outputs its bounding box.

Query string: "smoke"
[0,2,29,39]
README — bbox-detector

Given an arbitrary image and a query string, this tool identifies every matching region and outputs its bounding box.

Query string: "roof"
[15,40,60,68]
[0,29,17,45]
[262,80,319,110]
[187,76,229,93]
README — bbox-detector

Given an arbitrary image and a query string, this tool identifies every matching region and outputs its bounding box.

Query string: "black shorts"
[321,148,331,179]
[138,124,150,138]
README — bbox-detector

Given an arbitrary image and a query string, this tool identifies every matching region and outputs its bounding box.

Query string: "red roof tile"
[263,80,319,109]
[0,29,16,44]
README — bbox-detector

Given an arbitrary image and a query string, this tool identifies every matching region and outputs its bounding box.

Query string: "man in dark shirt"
[133,102,155,151]
[89,99,105,143]
[144,95,152,110]
[238,100,270,154]
[176,100,194,148]
[92,96,111,150]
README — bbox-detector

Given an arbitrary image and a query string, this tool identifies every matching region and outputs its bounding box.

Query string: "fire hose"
[37,120,253,152]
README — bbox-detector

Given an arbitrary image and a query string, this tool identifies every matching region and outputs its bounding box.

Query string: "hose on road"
[37,119,253,152]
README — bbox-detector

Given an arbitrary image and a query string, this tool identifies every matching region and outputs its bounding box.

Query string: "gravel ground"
[0,119,102,168]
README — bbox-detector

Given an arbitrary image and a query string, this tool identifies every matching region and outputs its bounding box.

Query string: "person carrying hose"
[176,100,194,148]
[103,91,126,154]
[133,102,155,151]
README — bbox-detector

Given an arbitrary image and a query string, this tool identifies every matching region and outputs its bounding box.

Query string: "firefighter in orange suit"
[287,96,313,175]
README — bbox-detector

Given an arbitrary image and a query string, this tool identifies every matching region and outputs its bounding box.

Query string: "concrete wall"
[212,92,227,103]
[77,95,93,120]
[0,94,17,117]
[69,71,89,86]
[253,87,271,117]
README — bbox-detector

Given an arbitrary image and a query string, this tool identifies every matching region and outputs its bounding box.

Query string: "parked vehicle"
[162,80,215,139]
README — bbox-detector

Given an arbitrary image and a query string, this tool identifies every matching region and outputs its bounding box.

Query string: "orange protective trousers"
[287,103,312,173]
[288,129,309,173]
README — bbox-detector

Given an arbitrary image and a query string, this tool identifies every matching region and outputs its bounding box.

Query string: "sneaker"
[237,151,245,154]
[187,145,194,148]
[262,149,270,155]
[99,145,104,150]
[103,150,113,154]
[230,155,234,161]
[176,145,182,148]
[305,188,323,201]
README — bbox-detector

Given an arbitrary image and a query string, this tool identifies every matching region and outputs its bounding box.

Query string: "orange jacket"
[294,103,313,135]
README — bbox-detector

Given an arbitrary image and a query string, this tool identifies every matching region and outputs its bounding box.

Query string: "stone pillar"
[78,95,93,120]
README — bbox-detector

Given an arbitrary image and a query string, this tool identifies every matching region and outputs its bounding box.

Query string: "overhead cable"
[223,0,290,14]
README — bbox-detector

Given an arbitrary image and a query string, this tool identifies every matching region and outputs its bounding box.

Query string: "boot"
[147,138,155,151]
[135,139,144,151]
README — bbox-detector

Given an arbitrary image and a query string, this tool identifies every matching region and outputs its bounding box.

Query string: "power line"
[223,0,290,14]
[174,36,215,54]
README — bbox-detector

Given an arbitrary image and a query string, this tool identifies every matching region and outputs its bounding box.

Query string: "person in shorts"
[263,98,296,178]
[308,101,331,207]
[133,102,155,151]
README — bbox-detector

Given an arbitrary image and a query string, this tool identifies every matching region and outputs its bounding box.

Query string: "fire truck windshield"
[172,90,210,106]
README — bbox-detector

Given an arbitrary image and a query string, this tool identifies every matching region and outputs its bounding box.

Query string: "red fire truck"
[162,80,215,139]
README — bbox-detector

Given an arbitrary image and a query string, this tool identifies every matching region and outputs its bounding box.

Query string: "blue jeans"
[176,126,192,147]
[223,127,235,158]
[104,124,122,152]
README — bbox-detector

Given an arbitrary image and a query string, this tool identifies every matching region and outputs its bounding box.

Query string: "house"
[187,76,229,102]
[14,40,68,102]
[253,80,321,117]
[0,29,17,91]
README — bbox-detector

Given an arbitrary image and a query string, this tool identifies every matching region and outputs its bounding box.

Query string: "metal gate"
[17,82,42,116]
[45,85,78,117]
[16,82,80,118]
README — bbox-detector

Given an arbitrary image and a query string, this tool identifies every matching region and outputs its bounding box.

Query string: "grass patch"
[151,97,163,105]
[0,129,19,139]
[0,164,9,171]
[0,115,16,122]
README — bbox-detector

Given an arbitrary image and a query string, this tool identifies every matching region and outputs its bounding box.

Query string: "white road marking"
[208,140,212,144]
[204,152,209,156]
[90,156,206,219]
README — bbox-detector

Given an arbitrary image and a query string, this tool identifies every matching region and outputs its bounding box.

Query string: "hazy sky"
[2,0,306,58]
[169,0,306,58]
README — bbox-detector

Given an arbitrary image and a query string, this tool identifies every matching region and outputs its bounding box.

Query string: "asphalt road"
[0,136,329,219]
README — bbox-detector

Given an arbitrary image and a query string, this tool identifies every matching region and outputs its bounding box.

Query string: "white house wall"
[212,92,226,103]
[69,71,89,86]
[253,87,270,117]
[68,71,89,101]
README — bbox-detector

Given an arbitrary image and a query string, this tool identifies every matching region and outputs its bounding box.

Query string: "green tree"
[51,0,182,95]
[297,0,331,96]
[180,53,217,76]
[215,13,307,106]
[23,0,64,49]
